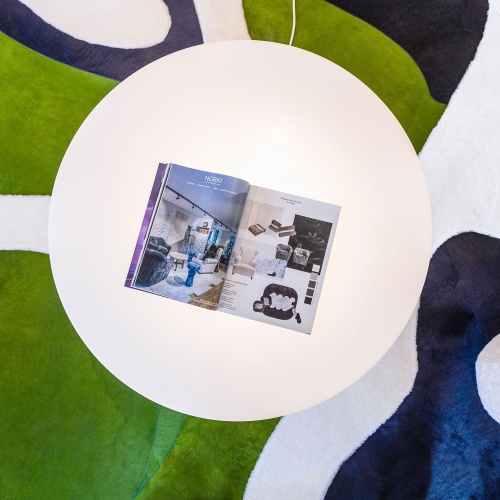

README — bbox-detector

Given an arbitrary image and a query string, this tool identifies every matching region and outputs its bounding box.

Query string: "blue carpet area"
[326,232,500,499]
[0,0,203,81]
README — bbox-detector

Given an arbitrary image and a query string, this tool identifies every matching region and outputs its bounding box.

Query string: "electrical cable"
[289,0,296,46]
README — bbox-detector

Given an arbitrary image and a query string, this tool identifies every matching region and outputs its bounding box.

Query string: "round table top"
[49,40,431,421]
[169,252,188,260]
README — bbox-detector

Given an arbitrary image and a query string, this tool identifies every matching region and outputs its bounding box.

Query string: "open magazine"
[125,163,341,334]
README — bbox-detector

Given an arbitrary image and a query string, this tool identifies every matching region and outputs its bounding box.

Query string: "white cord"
[289,0,296,45]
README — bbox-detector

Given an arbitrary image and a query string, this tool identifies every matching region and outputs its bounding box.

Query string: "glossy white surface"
[49,41,431,421]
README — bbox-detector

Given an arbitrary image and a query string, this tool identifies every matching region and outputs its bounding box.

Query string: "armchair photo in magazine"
[125,163,342,334]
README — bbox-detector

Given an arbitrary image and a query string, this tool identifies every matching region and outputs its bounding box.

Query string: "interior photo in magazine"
[125,163,249,310]
[126,163,342,334]
[218,185,341,334]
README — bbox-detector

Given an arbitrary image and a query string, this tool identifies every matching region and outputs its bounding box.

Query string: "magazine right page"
[217,185,341,334]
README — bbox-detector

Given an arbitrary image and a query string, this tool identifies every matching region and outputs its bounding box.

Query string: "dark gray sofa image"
[135,236,174,286]
[276,243,293,262]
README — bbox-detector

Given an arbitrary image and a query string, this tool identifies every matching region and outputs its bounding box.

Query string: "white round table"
[49,41,432,421]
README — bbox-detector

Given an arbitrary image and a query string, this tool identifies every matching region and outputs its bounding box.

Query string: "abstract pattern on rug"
[1,0,500,498]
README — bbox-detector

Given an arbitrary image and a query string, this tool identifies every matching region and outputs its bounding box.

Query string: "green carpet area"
[134,404,186,497]
[0,251,183,498]
[0,32,117,195]
[139,416,279,499]
[243,0,446,152]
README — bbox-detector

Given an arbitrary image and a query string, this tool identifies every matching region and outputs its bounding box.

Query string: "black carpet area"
[327,0,488,103]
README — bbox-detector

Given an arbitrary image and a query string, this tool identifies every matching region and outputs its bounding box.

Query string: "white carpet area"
[193,0,250,43]
[419,3,500,254]
[0,195,50,254]
[18,0,171,48]
[477,334,500,423]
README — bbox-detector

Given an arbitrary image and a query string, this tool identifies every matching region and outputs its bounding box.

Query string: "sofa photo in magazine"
[125,163,341,334]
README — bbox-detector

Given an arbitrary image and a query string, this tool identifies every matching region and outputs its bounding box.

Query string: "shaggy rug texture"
[1,0,499,498]
[255,258,288,279]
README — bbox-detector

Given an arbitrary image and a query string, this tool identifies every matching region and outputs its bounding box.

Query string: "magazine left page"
[125,163,250,310]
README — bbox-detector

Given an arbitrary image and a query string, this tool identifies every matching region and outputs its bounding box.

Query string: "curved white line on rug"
[0,195,50,254]
[17,0,171,48]
[477,334,500,423]
[193,0,250,42]
[245,2,500,498]
[243,305,419,500]
[419,3,500,254]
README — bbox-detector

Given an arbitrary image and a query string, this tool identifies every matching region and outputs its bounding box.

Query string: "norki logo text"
[205,174,223,184]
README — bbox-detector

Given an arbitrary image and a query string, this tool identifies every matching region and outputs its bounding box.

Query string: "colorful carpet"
[1,0,499,498]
